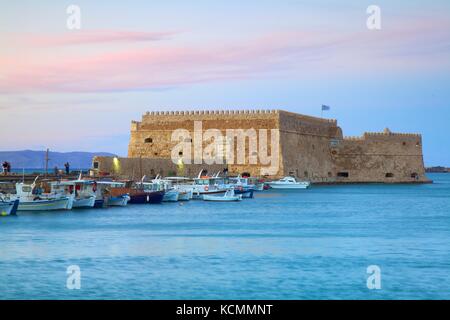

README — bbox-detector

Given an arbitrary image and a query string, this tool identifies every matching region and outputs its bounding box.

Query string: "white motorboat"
[266,176,311,189]
[203,189,242,202]
[14,179,72,211]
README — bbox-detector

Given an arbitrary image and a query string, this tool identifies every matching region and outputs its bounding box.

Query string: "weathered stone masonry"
[93,109,429,183]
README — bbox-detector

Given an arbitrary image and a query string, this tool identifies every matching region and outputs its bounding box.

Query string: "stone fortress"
[93,109,429,183]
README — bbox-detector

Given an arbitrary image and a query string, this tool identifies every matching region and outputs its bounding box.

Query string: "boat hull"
[267,183,310,189]
[177,190,192,201]
[72,196,96,208]
[129,191,165,204]
[108,195,130,207]
[203,194,242,202]
[17,197,71,211]
[0,200,19,216]
[192,189,227,200]
[234,189,254,198]
[94,199,105,208]
[162,190,179,202]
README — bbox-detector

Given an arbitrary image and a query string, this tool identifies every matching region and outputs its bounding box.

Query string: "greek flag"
[321,105,330,111]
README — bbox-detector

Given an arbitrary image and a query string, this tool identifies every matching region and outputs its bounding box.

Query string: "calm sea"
[1,173,449,300]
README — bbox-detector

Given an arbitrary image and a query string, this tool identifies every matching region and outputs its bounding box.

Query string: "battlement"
[143,109,280,116]
[344,128,421,141]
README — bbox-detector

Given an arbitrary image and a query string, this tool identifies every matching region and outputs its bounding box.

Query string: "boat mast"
[44,148,50,177]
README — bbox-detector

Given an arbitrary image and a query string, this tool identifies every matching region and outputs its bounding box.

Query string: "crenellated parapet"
[143,109,280,116]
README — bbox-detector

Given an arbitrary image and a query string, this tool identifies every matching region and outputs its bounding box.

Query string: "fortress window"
[402,142,406,146]
[178,151,183,156]
[304,171,308,177]
[93,161,99,169]
[411,172,419,179]
[337,172,349,178]
[328,172,332,177]
[150,169,155,176]
[385,173,394,178]
[145,137,153,143]
[154,152,158,156]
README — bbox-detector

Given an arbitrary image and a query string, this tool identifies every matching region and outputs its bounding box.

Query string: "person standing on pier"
[64,162,70,175]
[2,161,7,175]
[6,162,11,174]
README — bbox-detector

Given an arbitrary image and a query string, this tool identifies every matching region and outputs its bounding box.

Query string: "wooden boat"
[203,189,242,202]
[109,181,164,204]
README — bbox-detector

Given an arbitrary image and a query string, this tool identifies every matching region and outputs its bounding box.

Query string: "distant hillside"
[0,150,116,169]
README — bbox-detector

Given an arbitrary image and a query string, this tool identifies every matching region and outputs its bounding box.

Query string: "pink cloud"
[1,21,449,94]
[22,30,179,46]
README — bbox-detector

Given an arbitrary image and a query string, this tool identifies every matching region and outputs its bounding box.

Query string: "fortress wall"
[331,132,428,182]
[277,111,341,182]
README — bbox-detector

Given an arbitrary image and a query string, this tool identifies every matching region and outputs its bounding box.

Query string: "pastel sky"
[1,0,449,165]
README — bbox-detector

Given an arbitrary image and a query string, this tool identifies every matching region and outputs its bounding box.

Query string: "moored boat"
[14,180,71,211]
[203,189,242,202]
[50,179,96,209]
[95,181,130,207]
[266,176,311,189]
[109,180,164,204]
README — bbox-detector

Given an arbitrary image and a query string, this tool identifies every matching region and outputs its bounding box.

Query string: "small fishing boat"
[266,176,311,189]
[203,189,242,202]
[95,181,130,207]
[51,177,96,209]
[108,193,131,206]
[14,179,72,211]
[164,177,194,201]
[0,197,19,216]
[234,187,254,198]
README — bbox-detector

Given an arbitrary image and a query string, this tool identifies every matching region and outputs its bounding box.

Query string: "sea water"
[0,173,449,299]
